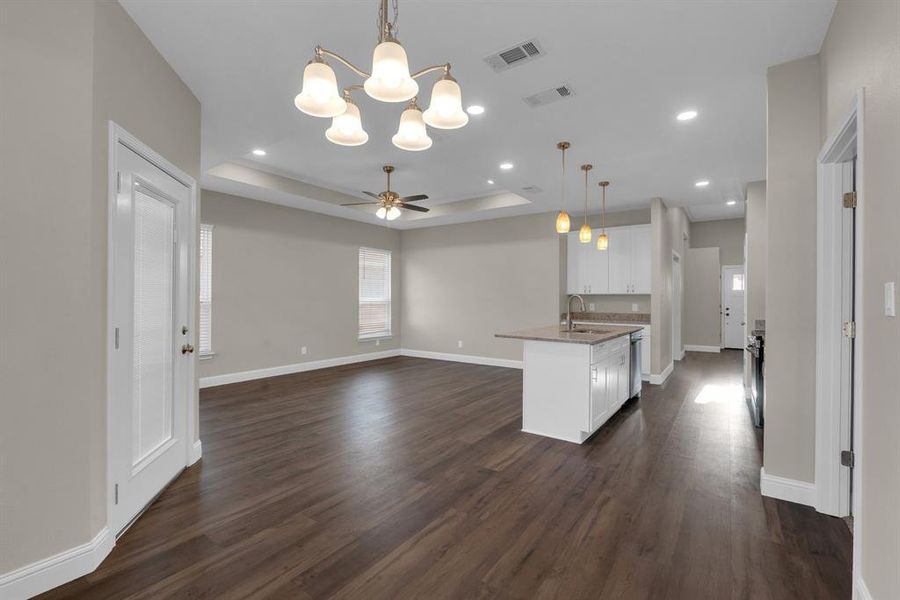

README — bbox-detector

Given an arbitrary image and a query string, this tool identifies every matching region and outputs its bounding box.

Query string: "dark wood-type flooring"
[42,350,852,599]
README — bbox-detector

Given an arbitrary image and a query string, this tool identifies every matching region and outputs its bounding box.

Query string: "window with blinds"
[199,224,213,355]
[359,247,392,339]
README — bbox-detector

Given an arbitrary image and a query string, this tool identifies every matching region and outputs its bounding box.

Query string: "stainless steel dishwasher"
[629,330,643,399]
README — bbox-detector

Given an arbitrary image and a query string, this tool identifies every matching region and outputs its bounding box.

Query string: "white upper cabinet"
[567,224,651,295]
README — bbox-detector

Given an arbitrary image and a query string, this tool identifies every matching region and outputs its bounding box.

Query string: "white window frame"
[199,223,214,357]
[358,246,392,340]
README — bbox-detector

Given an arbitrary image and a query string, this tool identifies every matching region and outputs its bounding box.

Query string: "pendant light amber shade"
[556,211,571,233]
[579,223,592,243]
[555,141,571,234]
[597,233,609,250]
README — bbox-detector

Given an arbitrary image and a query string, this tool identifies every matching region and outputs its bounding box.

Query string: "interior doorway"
[107,124,197,536]
[721,265,746,349]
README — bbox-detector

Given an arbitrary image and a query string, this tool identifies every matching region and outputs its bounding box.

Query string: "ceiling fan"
[342,165,429,220]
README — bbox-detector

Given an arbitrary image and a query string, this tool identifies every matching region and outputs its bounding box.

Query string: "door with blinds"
[109,138,193,536]
[359,247,392,339]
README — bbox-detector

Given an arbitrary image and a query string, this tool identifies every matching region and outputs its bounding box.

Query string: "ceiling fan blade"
[362,191,381,199]
[397,194,428,202]
[399,203,429,213]
[341,202,378,207]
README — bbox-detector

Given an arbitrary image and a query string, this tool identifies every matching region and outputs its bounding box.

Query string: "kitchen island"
[496,325,642,443]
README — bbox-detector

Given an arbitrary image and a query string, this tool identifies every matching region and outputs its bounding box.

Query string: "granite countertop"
[495,324,642,345]
[560,311,651,325]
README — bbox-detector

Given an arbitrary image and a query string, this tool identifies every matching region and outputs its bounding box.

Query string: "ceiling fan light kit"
[342,165,431,221]
[295,0,467,151]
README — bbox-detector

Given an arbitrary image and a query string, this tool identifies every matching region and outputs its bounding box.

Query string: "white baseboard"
[760,467,816,508]
[199,349,402,388]
[684,344,721,353]
[0,527,113,599]
[188,439,202,465]
[400,349,523,369]
[649,361,674,385]
[854,575,873,600]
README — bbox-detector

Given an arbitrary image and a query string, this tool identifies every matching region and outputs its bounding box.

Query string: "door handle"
[181,344,195,354]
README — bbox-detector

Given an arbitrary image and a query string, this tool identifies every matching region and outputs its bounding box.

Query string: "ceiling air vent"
[521,185,543,193]
[523,84,576,108]
[484,38,545,72]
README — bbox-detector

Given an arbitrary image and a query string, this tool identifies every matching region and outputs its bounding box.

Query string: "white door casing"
[107,123,197,536]
[672,252,683,360]
[721,265,746,349]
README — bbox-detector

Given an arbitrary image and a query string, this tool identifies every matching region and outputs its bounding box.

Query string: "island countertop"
[495,324,642,345]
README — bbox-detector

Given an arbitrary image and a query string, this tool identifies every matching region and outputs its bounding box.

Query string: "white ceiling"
[120,0,834,228]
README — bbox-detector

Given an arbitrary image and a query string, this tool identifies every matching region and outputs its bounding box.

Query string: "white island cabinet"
[496,325,640,444]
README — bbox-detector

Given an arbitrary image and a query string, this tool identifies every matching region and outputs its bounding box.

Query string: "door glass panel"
[732,273,745,291]
[132,188,175,465]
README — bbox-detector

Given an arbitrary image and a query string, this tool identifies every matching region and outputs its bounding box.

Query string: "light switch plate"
[301,346,308,355]
[885,282,896,317]
[632,303,639,312]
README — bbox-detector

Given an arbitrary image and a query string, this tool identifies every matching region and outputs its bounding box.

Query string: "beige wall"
[684,248,721,348]
[650,198,690,373]
[764,55,820,485]
[0,0,200,575]
[198,191,401,378]
[689,218,745,266]
[744,181,766,387]
[820,1,900,596]
[402,213,559,361]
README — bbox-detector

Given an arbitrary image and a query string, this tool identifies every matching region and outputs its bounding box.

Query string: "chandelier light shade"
[597,180,610,250]
[295,60,347,118]
[365,40,419,102]
[423,75,468,129]
[392,102,433,151]
[293,1,465,149]
[325,99,369,146]
[579,164,593,243]
[555,141,571,233]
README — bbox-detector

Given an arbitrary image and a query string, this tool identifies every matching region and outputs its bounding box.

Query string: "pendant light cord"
[561,146,566,213]
[583,168,588,227]
[601,184,606,231]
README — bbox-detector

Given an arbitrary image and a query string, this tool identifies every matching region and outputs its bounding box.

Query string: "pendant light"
[423,74,468,129]
[325,96,369,146]
[392,99,432,151]
[597,181,610,250]
[294,58,347,118]
[578,164,593,243]
[364,37,418,102]
[555,141,571,233]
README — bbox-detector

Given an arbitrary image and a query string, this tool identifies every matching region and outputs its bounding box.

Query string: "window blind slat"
[199,224,213,354]
[359,247,391,338]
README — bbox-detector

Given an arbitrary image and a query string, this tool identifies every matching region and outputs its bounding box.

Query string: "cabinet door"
[566,232,584,294]
[618,351,630,405]
[590,361,609,430]
[584,233,610,294]
[641,330,651,377]
[630,225,652,294]
[606,228,631,294]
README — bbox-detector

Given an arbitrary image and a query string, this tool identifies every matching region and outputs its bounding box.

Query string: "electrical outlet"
[457,340,463,349]
[301,346,308,356]
[885,282,896,317]
[632,303,639,312]
[588,303,595,311]
[375,339,380,346]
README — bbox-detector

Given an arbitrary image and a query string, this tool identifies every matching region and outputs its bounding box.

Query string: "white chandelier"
[294,0,468,151]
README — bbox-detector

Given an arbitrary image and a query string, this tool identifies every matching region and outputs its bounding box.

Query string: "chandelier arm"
[315,46,371,78]
[410,63,450,80]
[342,84,365,98]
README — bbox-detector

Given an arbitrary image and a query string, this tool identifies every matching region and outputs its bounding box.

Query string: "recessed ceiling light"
[252,148,267,156]
[726,200,737,206]
[677,110,698,121]
[466,105,485,115]
[695,180,710,187]
[487,179,495,184]
[499,162,514,170]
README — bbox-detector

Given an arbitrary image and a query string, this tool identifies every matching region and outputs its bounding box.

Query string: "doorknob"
[181,344,194,354]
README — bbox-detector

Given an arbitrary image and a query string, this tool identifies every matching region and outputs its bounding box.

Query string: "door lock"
[181,344,195,354]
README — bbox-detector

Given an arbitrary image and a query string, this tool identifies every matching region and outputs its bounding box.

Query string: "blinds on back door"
[199,224,213,354]
[359,247,391,338]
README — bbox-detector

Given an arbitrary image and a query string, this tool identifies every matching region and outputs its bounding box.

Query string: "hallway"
[42,351,852,599]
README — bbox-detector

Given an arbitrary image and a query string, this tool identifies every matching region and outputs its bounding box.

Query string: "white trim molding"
[760,467,816,508]
[200,349,402,388]
[400,349,523,369]
[189,440,203,465]
[683,345,721,353]
[0,527,113,599]
[649,361,673,385]
[854,576,873,600]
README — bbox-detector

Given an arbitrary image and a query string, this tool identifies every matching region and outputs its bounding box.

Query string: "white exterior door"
[110,140,193,535]
[721,265,746,349]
